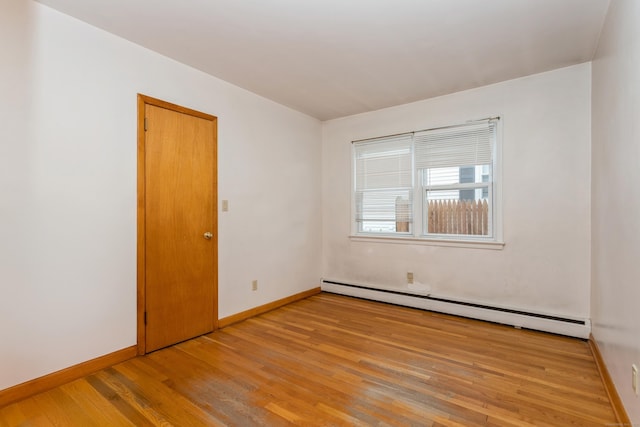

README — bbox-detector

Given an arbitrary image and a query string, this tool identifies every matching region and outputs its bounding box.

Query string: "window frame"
[351,118,503,248]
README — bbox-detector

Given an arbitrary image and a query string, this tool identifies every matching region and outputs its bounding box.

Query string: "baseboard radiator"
[321,280,590,339]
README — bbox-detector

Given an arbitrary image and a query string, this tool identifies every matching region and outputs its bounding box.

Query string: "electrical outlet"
[407,272,414,284]
[633,364,638,395]
[252,280,258,291]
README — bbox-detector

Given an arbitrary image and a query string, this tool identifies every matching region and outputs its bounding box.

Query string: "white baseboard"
[321,280,591,339]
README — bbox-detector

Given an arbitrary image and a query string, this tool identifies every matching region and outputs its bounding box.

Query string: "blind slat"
[355,192,413,222]
[415,122,495,169]
[354,134,412,191]
[354,134,413,229]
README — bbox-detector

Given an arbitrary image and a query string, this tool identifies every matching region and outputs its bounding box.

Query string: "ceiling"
[35,0,610,121]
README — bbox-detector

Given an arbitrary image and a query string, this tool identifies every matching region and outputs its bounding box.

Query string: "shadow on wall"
[0,0,42,391]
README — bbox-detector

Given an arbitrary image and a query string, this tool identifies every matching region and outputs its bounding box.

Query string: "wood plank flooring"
[0,293,617,426]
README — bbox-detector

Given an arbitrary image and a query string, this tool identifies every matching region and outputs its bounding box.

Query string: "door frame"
[136,94,219,355]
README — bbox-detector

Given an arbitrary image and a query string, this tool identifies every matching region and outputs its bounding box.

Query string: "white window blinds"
[354,135,413,190]
[414,121,495,169]
[353,134,413,231]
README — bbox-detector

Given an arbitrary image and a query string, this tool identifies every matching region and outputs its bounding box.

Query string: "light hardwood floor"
[0,293,617,426]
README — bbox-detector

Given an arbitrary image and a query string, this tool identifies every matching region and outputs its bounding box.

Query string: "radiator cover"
[321,280,591,339]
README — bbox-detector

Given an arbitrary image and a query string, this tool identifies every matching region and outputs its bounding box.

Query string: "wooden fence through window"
[427,199,489,235]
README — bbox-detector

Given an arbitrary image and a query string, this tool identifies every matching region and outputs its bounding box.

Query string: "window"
[353,119,499,242]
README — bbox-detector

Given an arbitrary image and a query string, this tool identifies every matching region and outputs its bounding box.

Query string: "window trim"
[351,117,503,246]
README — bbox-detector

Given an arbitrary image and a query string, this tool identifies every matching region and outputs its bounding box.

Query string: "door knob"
[203,232,213,240]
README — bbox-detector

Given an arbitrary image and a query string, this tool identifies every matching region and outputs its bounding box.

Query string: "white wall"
[322,64,592,319]
[591,0,640,421]
[0,0,322,391]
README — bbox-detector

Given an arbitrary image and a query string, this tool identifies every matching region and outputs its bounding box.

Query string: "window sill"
[349,234,505,250]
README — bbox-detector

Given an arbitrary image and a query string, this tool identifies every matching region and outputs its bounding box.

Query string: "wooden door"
[137,95,218,354]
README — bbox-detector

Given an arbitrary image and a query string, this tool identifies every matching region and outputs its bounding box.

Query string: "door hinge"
[144,311,147,325]
[144,118,148,131]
